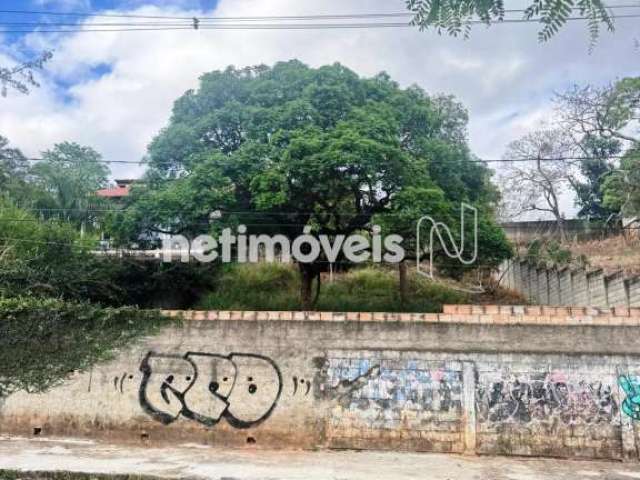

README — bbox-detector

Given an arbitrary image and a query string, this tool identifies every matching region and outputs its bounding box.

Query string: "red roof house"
[96,179,133,199]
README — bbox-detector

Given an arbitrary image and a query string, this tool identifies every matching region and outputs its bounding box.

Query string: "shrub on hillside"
[0,201,215,308]
[198,263,468,312]
[0,297,169,397]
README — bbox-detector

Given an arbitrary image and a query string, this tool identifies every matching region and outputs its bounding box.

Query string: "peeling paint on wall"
[321,354,463,435]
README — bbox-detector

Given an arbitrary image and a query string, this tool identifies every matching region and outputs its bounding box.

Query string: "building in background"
[96,179,134,200]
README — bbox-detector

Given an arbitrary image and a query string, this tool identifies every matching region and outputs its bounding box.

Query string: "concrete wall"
[630,278,640,308]
[606,272,629,308]
[2,308,640,461]
[548,270,560,306]
[537,268,550,305]
[503,260,640,308]
[573,270,589,306]
[501,220,612,245]
[559,268,573,306]
[529,266,539,303]
[588,270,607,308]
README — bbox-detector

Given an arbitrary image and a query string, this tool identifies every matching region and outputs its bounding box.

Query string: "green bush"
[0,201,216,308]
[0,297,169,397]
[198,263,468,312]
[0,201,118,303]
[523,239,589,269]
[99,259,217,309]
[199,263,300,311]
[318,267,468,312]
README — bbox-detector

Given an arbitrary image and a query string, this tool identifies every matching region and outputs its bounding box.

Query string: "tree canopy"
[26,142,110,227]
[500,128,574,240]
[0,51,52,97]
[109,61,511,307]
[602,147,640,217]
[0,135,28,195]
[557,77,640,219]
[406,0,613,43]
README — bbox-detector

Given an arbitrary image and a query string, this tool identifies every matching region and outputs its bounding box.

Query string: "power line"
[19,155,628,165]
[0,26,195,33]
[0,9,194,20]
[0,236,91,246]
[1,4,639,21]
[1,13,640,33]
[0,209,467,218]
[0,22,204,27]
[4,5,640,25]
[3,206,639,220]
[0,237,507,270]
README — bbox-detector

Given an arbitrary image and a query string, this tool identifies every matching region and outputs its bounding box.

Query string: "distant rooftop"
[96,179,135,198]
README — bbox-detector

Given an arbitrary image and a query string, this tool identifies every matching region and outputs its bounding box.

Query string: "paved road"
[1,436,639,480]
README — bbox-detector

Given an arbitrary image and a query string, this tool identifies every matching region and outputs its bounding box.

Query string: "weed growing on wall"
[0,298,171,398]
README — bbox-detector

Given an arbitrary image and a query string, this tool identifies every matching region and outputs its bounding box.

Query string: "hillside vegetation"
[199,263,472,313]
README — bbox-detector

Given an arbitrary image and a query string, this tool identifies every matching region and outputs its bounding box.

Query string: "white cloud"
[1,0,639,216]
[33,0,92,9]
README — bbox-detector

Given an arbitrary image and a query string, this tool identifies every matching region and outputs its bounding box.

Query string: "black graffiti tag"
[139,352,282,429]
[476,373,619,426]
[292,376,311,396]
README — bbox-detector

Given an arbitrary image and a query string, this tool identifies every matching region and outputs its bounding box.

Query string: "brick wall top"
[161,304,640,326]
[442,304,640,317]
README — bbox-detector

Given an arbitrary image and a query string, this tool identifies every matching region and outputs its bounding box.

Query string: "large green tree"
[569,136,619,219]
[114,61,510,308]
[0,135,28,195]
[602,147,640,218]
[559,78,640,147]
[28,142,110,228]
[558,78,640,220]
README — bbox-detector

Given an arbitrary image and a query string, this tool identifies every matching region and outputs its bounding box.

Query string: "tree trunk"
[299,263,315,311]
[398,261,408,306]
[555,214,567,244]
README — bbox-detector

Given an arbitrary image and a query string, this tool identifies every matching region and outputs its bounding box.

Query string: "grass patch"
[198,263,468,312]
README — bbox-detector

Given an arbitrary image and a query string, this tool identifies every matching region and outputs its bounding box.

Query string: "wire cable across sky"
[0,5,639,33]
[1,4,640,21]
[19,155,630,165]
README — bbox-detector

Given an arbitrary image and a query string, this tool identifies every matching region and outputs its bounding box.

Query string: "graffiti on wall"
[292,376,311,396]
[318,357,462,430]
[139,352,282,429]
[618,375,640,420]
[476,371,619,426]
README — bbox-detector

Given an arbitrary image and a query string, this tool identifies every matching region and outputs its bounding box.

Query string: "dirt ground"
[1,436,640,480]
[569,235,640,276]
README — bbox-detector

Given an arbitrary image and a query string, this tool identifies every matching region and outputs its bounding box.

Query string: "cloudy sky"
[1,0,639,218]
